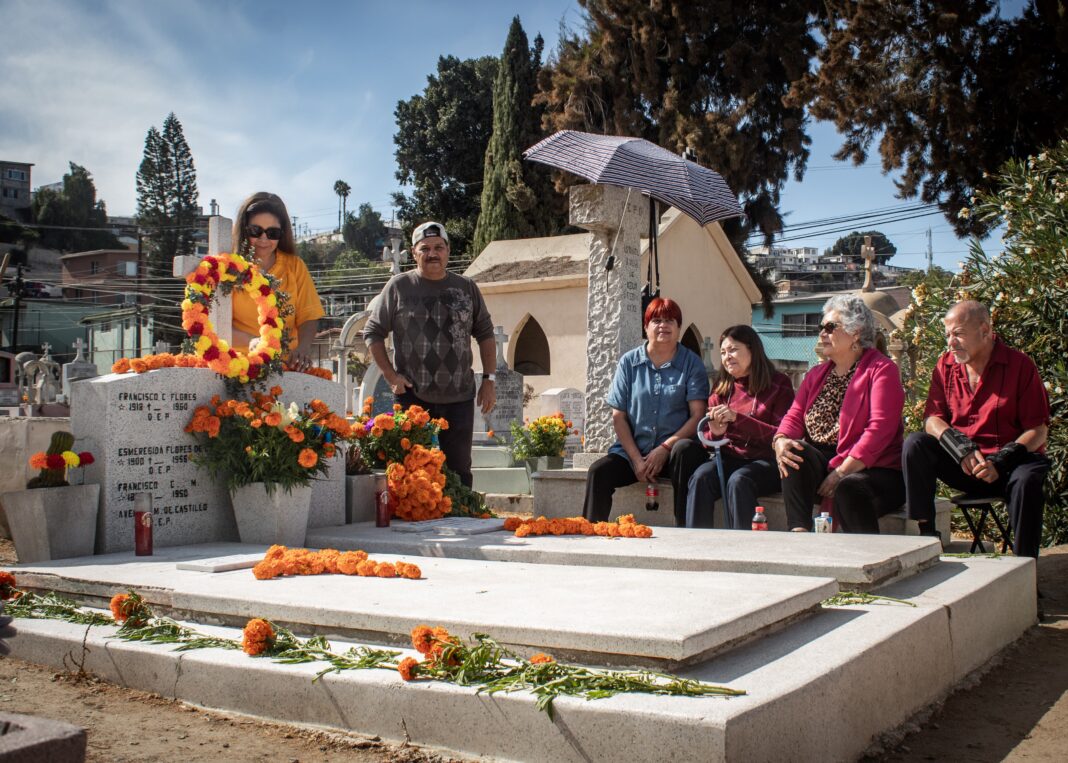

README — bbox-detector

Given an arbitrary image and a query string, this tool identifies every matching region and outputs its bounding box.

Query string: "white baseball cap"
[412,221,449,246]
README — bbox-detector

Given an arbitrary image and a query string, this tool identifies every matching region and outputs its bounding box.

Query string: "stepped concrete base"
[532,469,953,539]
[0,711,87,762]
[471,446,514,468]
[5,555,1035,763]
[472,467,530,495]
[12,544,836,668]
[307,524,941,589]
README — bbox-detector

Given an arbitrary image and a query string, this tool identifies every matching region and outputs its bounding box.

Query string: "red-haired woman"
[582,298,710,522]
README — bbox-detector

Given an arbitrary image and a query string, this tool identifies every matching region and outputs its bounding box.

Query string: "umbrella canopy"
[523,130,744,227]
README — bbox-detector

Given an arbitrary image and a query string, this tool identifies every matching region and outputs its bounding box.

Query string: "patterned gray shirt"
[363,271,494,404]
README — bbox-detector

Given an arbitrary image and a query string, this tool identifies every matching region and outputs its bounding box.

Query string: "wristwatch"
[481,373,496,381]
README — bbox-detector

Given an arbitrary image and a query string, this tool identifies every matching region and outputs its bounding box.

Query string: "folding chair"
[950,494,1012,554]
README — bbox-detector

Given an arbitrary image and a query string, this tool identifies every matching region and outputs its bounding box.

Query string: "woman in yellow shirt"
[230,192,325,366]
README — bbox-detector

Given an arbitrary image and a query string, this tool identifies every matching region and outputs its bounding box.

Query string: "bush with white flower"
[897,139,1068,545]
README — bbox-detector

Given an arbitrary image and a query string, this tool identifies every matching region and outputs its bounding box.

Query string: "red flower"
[228,349,237,359]
[203,346,220,362]
[247,364,260,380]
[193,273,207,285]
[264,317,277,328]
[259,284,272,296]
[78,452,94,466]
[46,454,66,470]
[188,322,204,336]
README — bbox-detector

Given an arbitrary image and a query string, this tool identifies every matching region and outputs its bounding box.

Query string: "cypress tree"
[471,17,554,255]
[136,113,199,272]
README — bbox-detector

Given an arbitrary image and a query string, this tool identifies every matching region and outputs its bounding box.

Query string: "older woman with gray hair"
[772,295,906,533]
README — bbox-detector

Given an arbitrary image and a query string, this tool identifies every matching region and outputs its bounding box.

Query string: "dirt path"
[3,540,1067,761]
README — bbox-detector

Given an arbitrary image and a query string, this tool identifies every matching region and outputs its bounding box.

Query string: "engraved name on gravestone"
[73,368,347,553]
[72,369,234,553]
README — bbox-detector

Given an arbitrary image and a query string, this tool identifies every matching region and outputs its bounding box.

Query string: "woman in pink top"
[773,295,905,533]
[686,326,794,528]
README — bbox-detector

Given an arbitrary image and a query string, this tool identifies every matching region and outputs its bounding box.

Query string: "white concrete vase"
[2,484,100,564]
[230,483,313,547]
[523,456,564,476]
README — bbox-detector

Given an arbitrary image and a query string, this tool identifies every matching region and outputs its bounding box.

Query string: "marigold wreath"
[181,252,284,383]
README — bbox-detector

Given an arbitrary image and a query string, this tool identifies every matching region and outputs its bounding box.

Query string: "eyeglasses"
[246,224,283,241]
[818,321,840,334]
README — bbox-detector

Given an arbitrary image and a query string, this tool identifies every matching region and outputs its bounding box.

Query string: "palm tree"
[333,180,351,232]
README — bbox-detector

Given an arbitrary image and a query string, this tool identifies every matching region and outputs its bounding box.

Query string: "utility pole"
[136,231,143,356]
[926,228,933,273]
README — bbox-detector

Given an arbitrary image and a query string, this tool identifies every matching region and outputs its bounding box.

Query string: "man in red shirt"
[903,301,1050,557]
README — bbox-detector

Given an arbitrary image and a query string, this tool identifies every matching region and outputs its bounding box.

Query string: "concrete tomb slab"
[5,552,1036,763]
[12,542,837,668]
[307,523,941,589]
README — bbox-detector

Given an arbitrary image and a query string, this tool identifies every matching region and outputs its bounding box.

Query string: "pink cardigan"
[775,348,905,471]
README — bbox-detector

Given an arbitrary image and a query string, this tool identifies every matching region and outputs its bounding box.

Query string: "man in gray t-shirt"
[363,221,496,486]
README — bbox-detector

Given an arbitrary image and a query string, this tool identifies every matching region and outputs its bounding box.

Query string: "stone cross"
[702,336,716,373]
[173,215,233,345]
[72,338,86,363]
[493,325,509,370]
[861,235,876,293]
[569,184,649,454]
[40,342,52,359]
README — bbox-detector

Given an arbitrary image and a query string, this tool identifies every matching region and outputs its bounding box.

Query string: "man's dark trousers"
[397,392,475,487]
[903,432,1049,558]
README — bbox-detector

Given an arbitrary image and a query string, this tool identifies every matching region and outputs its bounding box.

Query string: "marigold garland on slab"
[503,514,654,538]
[182,252,284,382]
[111,352,207,375]
[109,592,150,626]
[251,545,422,581]
[387,445,452,521]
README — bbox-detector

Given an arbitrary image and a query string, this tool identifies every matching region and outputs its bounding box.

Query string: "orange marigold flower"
[109,593,149,624]
[401,421,412,432]
[298,448,318,468]
[265,412,282,427]
[397,656,419,681]
[286,426,305,443]
[130,358,148,374]
[29,452,49,470]
[393,403,402,412]
[0,571,17,599]
[270,385,283,397]
[111,358,131,374]
[503,517,523,531]
[355,559,377,576]
[411,625,435,654]
[400,437,411,450]
[529,653,555,664]
[375,562,396,578]
[242,618,275,656]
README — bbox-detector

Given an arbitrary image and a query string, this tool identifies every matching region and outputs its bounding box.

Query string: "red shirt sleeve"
[1016,355,1050,430]
[847,360,905,466]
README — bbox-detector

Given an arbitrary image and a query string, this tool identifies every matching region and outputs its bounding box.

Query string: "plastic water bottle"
[814,511,833,534]
[751,507,768,531]
[645,483,659,511]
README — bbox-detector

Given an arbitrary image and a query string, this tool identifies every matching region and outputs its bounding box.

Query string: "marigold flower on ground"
[0,571,17,599]
[109,593,149,625]
[411,625,435,655]
[530,653,555,664]
[397,656,419,681]
[242,618,275,655]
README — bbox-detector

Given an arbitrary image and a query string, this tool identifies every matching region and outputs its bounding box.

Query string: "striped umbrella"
[523,130,744,226]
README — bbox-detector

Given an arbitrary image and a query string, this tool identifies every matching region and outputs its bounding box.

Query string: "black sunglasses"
[818,321,840,334]
[246,224,283,241]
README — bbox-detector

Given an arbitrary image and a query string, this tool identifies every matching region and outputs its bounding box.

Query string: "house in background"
[464,207,762,411]
[752,286,911,386]
[61,249,142,304]
[0,161,33,222]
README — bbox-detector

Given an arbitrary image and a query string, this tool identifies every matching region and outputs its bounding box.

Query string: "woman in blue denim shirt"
[582,298,710,522]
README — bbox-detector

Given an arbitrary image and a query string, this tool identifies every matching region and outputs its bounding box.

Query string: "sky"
[1,0,1013,273]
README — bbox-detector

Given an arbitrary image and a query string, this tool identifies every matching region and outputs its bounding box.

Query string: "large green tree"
[30,163,119,251]
[824,231,897,265]
[393,55,499,255]
[471,16,557,255]
[136,112,199,270]
[793,0,1068,237]
[538,0,821,246]
[342,203,387,260]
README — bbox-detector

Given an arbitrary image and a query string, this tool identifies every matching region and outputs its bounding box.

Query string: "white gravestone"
[72,368,346,553]
[475,326,524,440]
[569,184,648,455]
[62,338,98,401]
[357,362,396,417]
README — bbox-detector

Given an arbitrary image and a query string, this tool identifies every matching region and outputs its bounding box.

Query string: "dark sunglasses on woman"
[246,224,283,241]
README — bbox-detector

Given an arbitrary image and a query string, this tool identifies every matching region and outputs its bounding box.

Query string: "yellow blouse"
[231,252,324,352]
